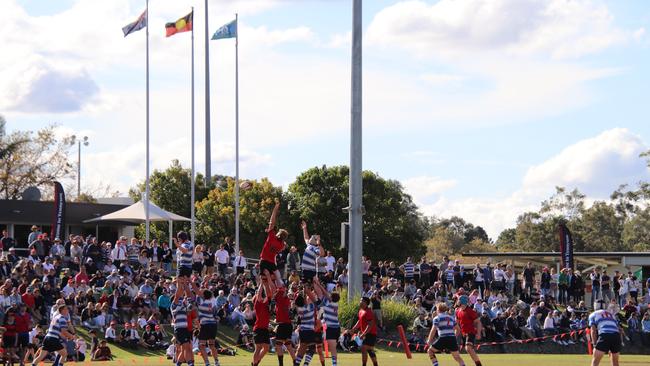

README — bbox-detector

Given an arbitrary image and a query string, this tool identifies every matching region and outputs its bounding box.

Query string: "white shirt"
[325,256,336,272]
[61,285,75,298]
[493,268,505,281]
[234,255,247,268]
[111,245,127,261]
[76,338,87,353]
[105,327,116,339]
[215,249,230,265]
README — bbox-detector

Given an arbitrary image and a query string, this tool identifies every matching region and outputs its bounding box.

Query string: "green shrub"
[337,290,418,332]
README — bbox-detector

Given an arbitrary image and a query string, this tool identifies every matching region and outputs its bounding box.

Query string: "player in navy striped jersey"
[191,283,220,366]
[174,231,194,284]
[300,221,325,283]
[293,283,320,366]
[172,281,194,366]
[31,305,75,366]
[427,303,466,366]
[589,301,623,366]
[314,279,340,366]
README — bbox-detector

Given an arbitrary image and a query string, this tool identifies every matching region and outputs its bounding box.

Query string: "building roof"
[462,251,650,268]
[462,251,650,258]
[0,199,129,225]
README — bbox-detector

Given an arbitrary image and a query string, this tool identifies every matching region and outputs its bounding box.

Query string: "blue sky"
[3,0,650,237]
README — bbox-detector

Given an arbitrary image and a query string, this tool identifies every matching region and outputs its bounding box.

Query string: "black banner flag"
[558,224,574,270]
[51,181,66,241]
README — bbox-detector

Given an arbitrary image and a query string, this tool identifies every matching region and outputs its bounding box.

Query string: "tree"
[540,186,585,220]
[576,201,625,252]
[513,212,570,252]
[622,207,650,251]
[286,166,428,261]
[0,123,74,199]
[129,160,215,241]
[495,228,517,250]
[195,177,284,252]
[424,226,465,259]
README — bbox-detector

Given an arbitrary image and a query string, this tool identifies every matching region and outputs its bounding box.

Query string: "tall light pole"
[72,135,89,198]
[348,0,363,300]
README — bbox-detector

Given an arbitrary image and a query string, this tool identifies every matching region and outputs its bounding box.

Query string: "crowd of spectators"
[0,225,649,365]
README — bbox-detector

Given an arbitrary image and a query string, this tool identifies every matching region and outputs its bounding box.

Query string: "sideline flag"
[122,9,147,37]
[166,11,193,37]
[50,181,66,241]
[558,223,574,270]
[212,19,237,40]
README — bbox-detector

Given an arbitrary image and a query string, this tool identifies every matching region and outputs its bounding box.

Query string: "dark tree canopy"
[286,166,428,261]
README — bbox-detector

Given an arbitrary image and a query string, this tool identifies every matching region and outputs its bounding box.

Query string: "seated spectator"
[92,340,113,361]
[640,311,650,347]
[75,336,87,362]
[105,321,117,343]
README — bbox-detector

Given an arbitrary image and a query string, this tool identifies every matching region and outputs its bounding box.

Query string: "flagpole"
[234,13,240,254]
[190,7,196,245]
[204,0,212,183]
[145,0,151,244]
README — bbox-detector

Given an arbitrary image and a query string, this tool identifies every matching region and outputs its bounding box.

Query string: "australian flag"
[122,9,148,37]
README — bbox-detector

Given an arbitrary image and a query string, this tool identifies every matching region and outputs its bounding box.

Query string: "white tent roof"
[83,200,190,223]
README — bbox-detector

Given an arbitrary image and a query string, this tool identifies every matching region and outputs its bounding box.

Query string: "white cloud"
[362,0,630,127]
[412,129,650,238]
[402,176,457,204]
[367,0,629,59]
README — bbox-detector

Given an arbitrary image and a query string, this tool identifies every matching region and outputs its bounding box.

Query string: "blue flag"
[122,9,147,37]
[212,19,237,40]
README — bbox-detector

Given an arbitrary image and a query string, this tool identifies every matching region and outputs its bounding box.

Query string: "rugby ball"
[239,180,252,191]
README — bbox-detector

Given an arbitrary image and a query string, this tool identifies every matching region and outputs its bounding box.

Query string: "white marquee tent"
[84,200,190,244]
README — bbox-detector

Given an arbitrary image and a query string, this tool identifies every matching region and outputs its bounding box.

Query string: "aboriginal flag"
[166,11,193,37]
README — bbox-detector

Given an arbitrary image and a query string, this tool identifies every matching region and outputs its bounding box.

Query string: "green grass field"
[72,326,650,366]
[89,349,650,366]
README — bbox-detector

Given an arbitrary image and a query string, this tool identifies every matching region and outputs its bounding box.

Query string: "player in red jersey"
[260,199,287,287]
[274,287,295,366]
[252,276,275,366]
[352,297,378,366]
[455,295,483,366]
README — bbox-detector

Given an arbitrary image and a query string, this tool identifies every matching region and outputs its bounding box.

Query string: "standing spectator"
[418,258,431,289]
[161,242,173,274]
[540,267,551,299]
[325,251,336,274]
[192,245,204,274]
[27,225,41,247]
[601,270,612,303]
[287,246,301,274]
[0,229,14,250]
[590,268,602,306]
[234,250,247,275]
[202,246,214,275]
[401,257,415,284]
[473,263,485,297]
[215,244,230,277]
[483,262,494,293]
[276,247,288,279]
[613,270,622,305]
[558,268,569,304]
[627,274,640,303]
[571,270,584,303]
[149,240,163,268]
[523,262,536,296]
[110,237,127,267]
